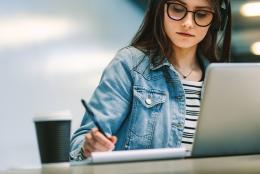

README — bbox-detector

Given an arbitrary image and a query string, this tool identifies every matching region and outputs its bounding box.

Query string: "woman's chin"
[173,42,198,49]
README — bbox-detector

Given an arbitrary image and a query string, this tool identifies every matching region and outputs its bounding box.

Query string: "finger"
[85,141,96,152]
[84,133,107,152]
[109,136,118,144]
[91,129,115,149]
[92,142,111,151]
[86,137,111,152]
[83,148,91,157]
[91,127,98,132]
[88,136,111,151]
[87,131,112,151]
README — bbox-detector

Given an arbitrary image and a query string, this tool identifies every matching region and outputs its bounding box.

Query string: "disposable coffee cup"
[33,110,72,164]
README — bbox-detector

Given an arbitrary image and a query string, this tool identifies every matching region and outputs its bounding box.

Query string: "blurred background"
[0,0,259,171]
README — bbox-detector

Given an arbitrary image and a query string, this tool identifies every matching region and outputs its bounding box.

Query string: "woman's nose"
[181,12,195,29]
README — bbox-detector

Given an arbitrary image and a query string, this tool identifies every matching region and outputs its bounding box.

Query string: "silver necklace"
[175,65,194,79]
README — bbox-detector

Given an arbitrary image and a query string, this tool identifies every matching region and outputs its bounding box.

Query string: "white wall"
[0,0,143,170]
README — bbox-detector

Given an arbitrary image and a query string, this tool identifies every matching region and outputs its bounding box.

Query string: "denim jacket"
[70,46,209,160]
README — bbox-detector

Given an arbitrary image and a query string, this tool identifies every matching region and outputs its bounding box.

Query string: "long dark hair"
[131,0,232,66]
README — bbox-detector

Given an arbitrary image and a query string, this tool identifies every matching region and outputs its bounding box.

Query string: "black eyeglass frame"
[166,2,215,27]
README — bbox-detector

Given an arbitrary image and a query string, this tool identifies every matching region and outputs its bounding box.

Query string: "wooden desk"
[2,155,260,174]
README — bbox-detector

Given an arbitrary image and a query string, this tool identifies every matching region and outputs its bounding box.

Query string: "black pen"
[81,99,109,138]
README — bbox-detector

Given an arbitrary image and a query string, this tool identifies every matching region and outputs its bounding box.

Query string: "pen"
[81,99,109,138]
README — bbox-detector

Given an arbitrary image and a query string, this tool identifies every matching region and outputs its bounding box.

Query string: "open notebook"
[71,148,189,165]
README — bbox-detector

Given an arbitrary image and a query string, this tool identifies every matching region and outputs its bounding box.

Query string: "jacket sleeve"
[70,48,134,160]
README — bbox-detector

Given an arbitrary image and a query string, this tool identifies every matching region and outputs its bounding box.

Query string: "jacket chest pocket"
[129,86,166,138]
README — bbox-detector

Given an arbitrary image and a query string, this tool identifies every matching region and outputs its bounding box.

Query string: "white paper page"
[87,147,189,164]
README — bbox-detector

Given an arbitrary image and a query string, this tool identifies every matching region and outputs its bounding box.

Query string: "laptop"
[192,63,260,157]
[72,63,260,164]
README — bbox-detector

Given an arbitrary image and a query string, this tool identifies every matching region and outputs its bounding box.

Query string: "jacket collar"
[149,51,210,71]
[150,58,171,71]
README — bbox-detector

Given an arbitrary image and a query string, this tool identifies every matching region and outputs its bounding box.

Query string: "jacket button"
[145,98,152,105]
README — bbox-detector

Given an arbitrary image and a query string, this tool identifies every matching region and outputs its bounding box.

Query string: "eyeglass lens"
[167,3,214,27]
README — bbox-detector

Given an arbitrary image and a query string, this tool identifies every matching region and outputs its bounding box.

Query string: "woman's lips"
[176,32,195,37]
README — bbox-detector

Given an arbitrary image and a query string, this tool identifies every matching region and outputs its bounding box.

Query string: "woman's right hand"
[83,128,117,157]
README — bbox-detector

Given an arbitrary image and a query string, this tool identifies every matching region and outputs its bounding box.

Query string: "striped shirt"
[181,80,203,151]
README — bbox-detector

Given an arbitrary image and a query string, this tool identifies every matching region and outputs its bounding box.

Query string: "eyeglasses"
[166,2,214,27]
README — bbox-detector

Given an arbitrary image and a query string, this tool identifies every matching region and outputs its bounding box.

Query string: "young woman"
[70,0,232,160]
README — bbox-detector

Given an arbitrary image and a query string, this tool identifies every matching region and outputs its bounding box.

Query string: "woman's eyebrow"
[170,0,186,5]
[169,0,213,11]
[195,6,213,11]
